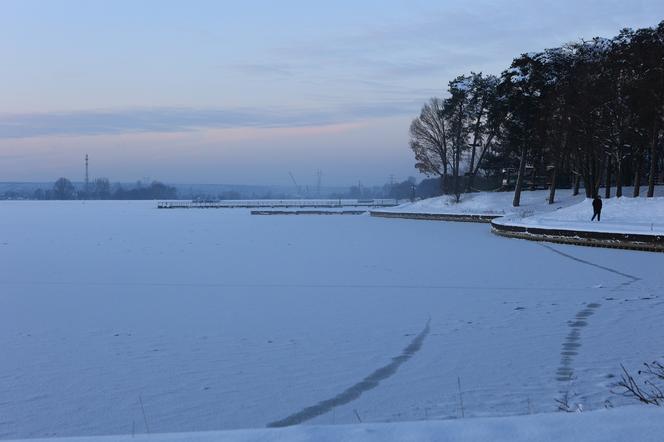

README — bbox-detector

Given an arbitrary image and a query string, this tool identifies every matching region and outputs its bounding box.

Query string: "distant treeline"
[27,177,177,200]
[410,20,664,205]
[330,176,479,201]
[183,178,450,201]
[2,177,448,201]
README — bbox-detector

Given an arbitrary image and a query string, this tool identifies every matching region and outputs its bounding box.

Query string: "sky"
[1,1,663,187]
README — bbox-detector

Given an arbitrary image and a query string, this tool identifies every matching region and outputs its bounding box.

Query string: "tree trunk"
[584,151,601,198]
[584,178,593,197]
[453,102,464,202]
[513,145,527,207]
[584,152,597,198]
[616,153,623,197]
[454,147,461,202]
[468,132,497,194]
[548,165,557,204]
[647,125,659,198]
[604,155,612,199]
[583,168,593,198]
[633,152,642,198]
[465,98,486,193]
[550,130,567,204]
[594,155,606,198]
[573,174,580,196]
[466,141,477,193]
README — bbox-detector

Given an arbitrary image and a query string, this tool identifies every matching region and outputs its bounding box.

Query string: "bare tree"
[617,362,664,405]
[53,177,75,200]
[93,177,111,199]
[410,98,449,193]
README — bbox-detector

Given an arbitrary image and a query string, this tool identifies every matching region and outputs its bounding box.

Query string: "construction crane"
[84,154,89,198]
[288,172,302,197]
[316,169,322,196]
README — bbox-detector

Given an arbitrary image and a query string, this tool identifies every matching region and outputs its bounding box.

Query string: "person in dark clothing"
[591,195,602,221]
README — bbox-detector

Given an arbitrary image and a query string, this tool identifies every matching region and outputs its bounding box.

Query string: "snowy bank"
[373,189,584,217]
[374,186,663,219]
[7,406,664,442]
[497,196,664,236]
[491,197,664,251]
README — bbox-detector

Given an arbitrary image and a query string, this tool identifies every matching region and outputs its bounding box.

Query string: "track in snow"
[539,244,640,283]
[267,319,431,427]
[541,244,642,407]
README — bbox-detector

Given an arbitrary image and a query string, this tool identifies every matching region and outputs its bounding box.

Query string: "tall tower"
[85,154,89,197]
[316,169,322,196]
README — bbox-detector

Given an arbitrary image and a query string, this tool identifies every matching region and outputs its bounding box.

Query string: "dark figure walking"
[591,195,602,221]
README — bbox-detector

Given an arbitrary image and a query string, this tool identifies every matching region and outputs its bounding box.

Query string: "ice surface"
[1,200,663,439]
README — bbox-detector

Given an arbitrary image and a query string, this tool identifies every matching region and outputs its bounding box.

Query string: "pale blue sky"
[1,0,662,185]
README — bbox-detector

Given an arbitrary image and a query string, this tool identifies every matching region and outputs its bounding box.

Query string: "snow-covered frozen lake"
[1,201,663,439]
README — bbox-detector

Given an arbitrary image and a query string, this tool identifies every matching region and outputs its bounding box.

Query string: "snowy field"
[1,200,664,439]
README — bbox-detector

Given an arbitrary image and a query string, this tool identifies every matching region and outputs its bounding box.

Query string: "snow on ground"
[6,406,664,442]
[378,187,664,235]
[1,200,664,439]
[496,196,664,235]
[374,189,584,216]
[377,186,664,218]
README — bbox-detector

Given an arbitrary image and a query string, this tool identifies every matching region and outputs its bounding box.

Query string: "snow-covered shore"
[377,188,664,236]
[373,189,584,217]
[497,196,664,236]
[6,406,664,442]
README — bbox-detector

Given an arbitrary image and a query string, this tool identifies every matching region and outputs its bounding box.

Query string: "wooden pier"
[251,210,367,215]
[158,199,398,209]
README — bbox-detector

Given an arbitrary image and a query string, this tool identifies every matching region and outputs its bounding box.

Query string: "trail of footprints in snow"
[543,243,642,405]
[556,302,601,383]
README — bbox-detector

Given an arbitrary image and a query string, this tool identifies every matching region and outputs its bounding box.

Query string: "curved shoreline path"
[371,209,664,252]
[267,319,431,428]
[372,193,664,252]
[492,219,664,252]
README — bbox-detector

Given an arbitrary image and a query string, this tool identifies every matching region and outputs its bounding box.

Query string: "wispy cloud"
[229,0,663,86]
[0,101,423,139]
[227,62,295,77]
